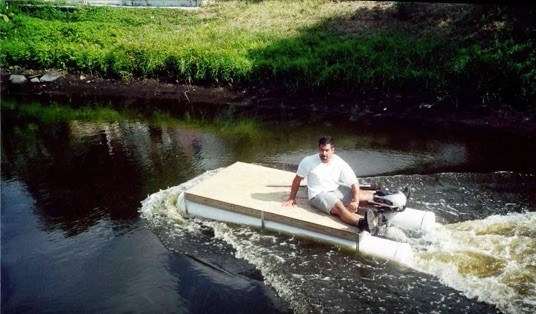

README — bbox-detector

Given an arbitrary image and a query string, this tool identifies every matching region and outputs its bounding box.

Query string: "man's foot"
[356,217,367,231]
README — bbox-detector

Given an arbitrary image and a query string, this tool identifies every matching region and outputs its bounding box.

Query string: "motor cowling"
[371,188,407,212]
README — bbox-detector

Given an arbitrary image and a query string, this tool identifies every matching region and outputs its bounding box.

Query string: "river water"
[2,97,535,313]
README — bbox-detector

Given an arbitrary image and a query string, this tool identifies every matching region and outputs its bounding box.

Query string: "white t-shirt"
[296,154,358,199]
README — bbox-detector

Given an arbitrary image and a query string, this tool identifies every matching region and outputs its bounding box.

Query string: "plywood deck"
[184,161,358,241]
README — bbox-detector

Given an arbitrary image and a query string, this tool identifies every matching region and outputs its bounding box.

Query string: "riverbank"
[1,1,534,112]
[3,68,536,137]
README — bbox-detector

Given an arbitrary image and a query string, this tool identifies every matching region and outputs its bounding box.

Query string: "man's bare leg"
[330,201,363,226]
[347,190,375,214]
[359,190,375,202]
[330,201,379,234]
[357,190,376,215]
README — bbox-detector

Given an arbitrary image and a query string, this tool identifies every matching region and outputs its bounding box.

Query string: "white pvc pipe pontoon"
[176,192,414,265]
[384,207,436,231]
[358,232,413,263]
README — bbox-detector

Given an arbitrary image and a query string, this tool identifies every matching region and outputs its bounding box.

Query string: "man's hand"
[348,201,359,213]
[282,198,296,207]
[282,175,303,207]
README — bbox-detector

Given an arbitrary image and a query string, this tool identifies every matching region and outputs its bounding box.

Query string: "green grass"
[1,0,534,107]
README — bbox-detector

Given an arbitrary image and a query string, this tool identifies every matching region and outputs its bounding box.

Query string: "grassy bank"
[1,0,535,108]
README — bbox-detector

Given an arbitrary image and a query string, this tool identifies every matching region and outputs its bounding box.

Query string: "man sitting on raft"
[282,135,377,232]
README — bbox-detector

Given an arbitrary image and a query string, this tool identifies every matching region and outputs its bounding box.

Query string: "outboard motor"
[359,186,411,235]
[369,187,409,212]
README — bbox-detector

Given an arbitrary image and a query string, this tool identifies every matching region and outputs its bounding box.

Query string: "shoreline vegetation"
[1,1,535,134]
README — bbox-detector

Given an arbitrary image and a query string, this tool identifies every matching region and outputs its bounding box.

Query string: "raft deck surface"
[184,161,359,241]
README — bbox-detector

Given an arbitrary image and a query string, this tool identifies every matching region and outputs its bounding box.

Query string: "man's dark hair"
[318,136,334,146]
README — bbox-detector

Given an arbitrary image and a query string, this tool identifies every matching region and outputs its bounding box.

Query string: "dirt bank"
[2,69,535,137]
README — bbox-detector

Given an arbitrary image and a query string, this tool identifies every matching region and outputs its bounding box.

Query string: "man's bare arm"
[348,183,361,212]
[282,175,303,206]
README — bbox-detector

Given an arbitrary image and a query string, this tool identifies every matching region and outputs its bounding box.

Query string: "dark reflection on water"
[1,97,534,313]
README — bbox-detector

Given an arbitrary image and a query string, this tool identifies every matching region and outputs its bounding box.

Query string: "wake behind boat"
[176,162,436,264]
